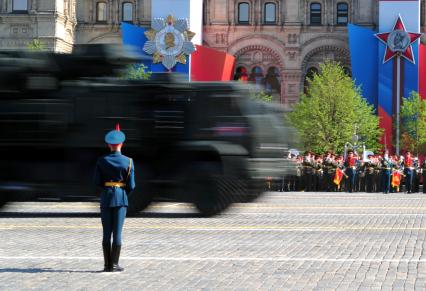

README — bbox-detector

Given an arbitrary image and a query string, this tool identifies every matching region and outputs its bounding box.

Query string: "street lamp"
[344,125,366,160]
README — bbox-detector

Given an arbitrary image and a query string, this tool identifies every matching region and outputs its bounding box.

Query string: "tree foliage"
[251,91,273,102]
[400,91,426,154]
[27,39,45,51]
[122,64,151,80]
[289,61,382,153]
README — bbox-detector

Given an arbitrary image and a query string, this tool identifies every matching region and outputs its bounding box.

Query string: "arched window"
[122,2,133,22]
[310,3,321,25]
[234,66,248,82]
[12,0,28,13]
[265,67,281,95]
[304,67,319,93]
[96,2,107,22]
[337,3,348,25]
[249,67,264,90]
[238,2,250,24]
[264,2,276,24]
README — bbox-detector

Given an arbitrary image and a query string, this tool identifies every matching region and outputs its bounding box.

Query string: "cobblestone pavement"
[1,192,426,290]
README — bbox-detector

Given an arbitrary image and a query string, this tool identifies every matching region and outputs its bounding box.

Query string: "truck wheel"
[189,163,233,217]
[0,192,9,208]
[127,190,152,215]
[127,164,153,216]
[238,179,264,202]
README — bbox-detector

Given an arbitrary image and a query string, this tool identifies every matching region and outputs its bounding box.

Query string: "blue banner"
[348,24,378,108]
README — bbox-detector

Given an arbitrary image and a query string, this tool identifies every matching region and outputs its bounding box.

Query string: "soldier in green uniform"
[381,151,392,194]
[413,157,420,193]
[373,155,381,193]
[323,152,333,192]
[313,155,323,191]
[390,155,402,193]
[422,159,426,193]
[355,153,365,192]
[302,151,314,191]
[334,155,345,192]
[365,154,375,193]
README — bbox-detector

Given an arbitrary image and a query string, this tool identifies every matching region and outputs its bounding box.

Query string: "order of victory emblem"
[143,15,196,70]
[387,30,410,53]
[375,15,423,64]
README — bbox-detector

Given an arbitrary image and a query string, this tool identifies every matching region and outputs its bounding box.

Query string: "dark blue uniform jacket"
[94,151,135,208]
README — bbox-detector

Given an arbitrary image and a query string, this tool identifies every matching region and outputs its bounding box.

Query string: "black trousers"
[346,168,356,193]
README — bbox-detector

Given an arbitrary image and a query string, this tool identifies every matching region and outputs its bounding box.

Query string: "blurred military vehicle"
[0,45,295,216]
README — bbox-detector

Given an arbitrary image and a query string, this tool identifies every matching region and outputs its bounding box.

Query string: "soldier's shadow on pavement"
[0,211,203,218]
[0,212,99,218]
[0,211,204,219]
[130,212,203,218]
[0,268,101,273]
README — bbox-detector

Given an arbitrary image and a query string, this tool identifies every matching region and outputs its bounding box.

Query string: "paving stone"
[1,192,426,289]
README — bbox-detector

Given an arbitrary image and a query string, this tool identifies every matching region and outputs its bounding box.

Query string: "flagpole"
[396,54,401,156]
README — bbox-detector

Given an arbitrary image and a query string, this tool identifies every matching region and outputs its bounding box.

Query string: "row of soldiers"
[281,150,426,193]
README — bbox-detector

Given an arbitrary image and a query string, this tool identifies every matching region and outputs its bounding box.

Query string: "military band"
[283,150,424,193]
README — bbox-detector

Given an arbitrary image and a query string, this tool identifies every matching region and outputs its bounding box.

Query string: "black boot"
[111,244,124,272]
[102,243,111,272]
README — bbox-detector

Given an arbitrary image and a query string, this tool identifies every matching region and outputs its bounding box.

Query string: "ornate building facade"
[0,0,425,104]
[0,0,76,52]
[203,0,426,104]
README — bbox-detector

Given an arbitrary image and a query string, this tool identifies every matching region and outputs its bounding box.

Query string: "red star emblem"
[375,15,422,64]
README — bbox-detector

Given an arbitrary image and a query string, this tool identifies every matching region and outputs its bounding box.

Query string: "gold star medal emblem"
[143,15,196,70]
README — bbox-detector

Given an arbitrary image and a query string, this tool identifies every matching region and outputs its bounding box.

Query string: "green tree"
[289,61,382,153]
[27,39,45,51]
[251,91,273,102]
[122,63,151,80]
[400,91,426,154]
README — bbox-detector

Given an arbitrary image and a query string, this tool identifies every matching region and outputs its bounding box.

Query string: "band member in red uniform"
[344,150,358,193]
[404,151,414,193]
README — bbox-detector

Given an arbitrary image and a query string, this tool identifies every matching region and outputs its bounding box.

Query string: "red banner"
[420,43,426,100]
[191,45,236,81]
[333,168,344,186]
[391,171,401,188]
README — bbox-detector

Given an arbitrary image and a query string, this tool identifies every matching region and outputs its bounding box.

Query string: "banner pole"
[396,55,401,156]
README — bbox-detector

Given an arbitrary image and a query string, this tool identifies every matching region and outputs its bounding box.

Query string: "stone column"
[280,72,286,104]
[228,0,234,25]
[0,0,7,13]
[282,70,303,106]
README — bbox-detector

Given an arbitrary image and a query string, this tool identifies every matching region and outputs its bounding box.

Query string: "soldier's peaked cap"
[105,123,126,145]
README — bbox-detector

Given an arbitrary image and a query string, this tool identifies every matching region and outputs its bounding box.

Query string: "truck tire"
[127,164,153,216]
[238,179,264,202]
[188,162,233,217]
[127,190,152,215]
[0,192,9,208]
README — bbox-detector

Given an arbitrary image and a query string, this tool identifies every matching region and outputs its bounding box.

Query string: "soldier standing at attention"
[94,124,135,272]
[381,150,392,194]
[373,155,382,192]
[302,151,313,191]
[365,155,375,193]
[422,159,426,193]
[404,151,414,193]
[413,156,420,193]
[323,152,333,192]
[313,154,323,191]
[344,150,357,193]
